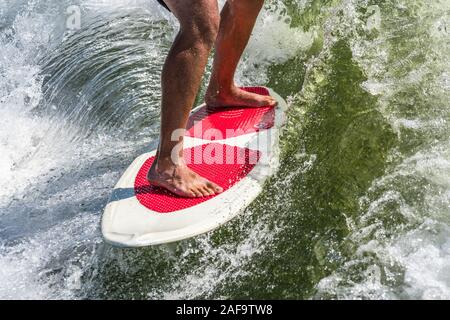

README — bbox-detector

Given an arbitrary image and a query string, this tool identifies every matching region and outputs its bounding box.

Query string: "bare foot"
[205,85,277,108]
[147,157,223,198]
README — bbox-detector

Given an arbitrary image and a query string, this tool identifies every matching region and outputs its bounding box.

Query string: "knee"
[184,15,219,50]
[201,18,219,48]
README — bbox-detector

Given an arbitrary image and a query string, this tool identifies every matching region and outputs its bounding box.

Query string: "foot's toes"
[200,186,212,197]
[182,187,198,198]
[199,185,211,196]
[260,95,276,106]
[205,185,217,196]
[195,185,209,197]
[267,97,277,106]
[243,93,277,107]
[171,185,196,198]
[188,191,197,198]
[191,187,204,198]
[206,181,223,194]
[147,165,224,198]
[206,87,278,109]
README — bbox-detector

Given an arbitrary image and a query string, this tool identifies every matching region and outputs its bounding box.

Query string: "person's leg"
[205,0,277,108]
[147,0,223,198]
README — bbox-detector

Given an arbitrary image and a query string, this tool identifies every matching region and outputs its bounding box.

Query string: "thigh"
[164,0,219,31]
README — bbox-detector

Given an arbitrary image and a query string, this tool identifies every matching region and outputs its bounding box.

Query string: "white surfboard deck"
[102,87,287,247]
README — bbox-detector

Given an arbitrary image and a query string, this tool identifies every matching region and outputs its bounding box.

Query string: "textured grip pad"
[134,143,261,213]
[186,87,275,139]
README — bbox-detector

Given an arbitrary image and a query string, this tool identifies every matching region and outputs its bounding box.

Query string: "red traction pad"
[134,143,261,213]
[186,87,275,139]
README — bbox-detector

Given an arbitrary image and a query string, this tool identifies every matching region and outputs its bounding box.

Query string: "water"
[0,0,449,299]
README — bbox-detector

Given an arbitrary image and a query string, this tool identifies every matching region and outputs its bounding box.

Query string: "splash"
[1,0,449,300]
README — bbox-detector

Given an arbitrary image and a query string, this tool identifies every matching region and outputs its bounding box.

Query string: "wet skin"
[147,0,277,198]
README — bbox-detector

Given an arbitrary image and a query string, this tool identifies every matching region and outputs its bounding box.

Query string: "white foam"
[389,220,450,299]
[0,0,147,299]
[0,214,99,299]
[236,2,316,85]
[313,0,450,299]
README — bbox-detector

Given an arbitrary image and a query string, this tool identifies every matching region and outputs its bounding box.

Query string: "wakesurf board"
[102,87,287,247]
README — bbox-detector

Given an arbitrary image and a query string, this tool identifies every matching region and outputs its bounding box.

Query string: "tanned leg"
[205,0,277,108]
[147,0,223,198]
